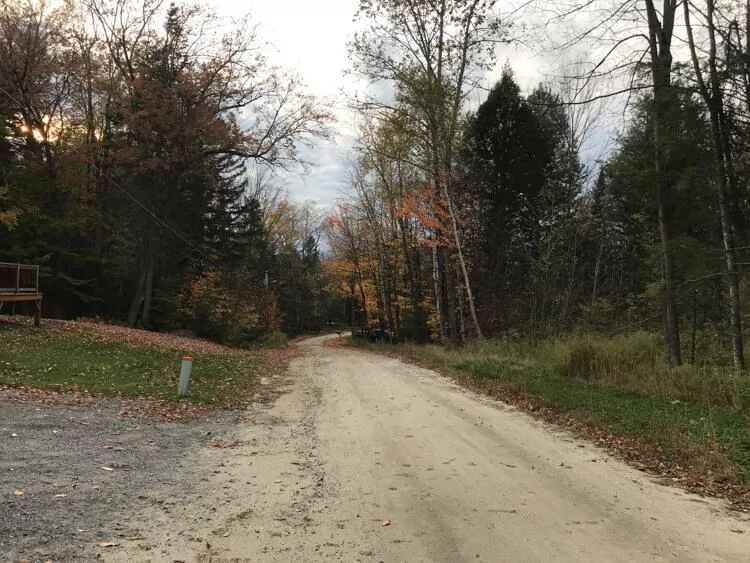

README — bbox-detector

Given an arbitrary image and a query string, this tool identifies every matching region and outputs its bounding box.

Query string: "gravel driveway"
[4,336,750,563]
[0,390,233,562]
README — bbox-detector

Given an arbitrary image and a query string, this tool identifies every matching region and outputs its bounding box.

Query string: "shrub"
[254,330,288,349]
[179,271,279,346]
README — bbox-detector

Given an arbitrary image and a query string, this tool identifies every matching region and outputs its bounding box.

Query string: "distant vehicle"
[353,327,397,342]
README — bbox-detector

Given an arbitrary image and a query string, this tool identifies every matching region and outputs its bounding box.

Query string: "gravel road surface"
[3,334,749,562]
[0,393,234,561]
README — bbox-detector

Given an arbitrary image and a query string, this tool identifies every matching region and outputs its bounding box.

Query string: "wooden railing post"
[15,263,20,294]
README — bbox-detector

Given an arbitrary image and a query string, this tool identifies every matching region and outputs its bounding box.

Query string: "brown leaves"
[1,317,301,419]
[50,318,236,355]
[95,541,119,548]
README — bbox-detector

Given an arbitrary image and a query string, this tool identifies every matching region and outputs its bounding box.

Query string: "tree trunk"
[691,287,697,365]
[127,232,157,326]
[442,246,461,347]
[684,0,744,369]
[441,179,483,339]
[656,170,682,366]
[591,242,603,329]
[645,0,682,366]
[142,251,155,326]
[127,265,146,326]
[432,244,445,339]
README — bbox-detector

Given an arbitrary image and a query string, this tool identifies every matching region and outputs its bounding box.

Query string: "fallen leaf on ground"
[98,466,114,471]
[54,493,67,498]
[96,541,119,547]
[382,519,391,527]
[10,433,17,437]
[101,445,114,449]
[14,489,23,496]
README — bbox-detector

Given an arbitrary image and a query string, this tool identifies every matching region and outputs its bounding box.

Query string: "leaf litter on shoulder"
[0,317,302,419]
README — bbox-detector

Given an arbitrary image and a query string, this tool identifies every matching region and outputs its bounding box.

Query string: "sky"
[205,0,576,206]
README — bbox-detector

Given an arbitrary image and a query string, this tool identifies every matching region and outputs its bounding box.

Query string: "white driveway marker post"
[178,356,193,397]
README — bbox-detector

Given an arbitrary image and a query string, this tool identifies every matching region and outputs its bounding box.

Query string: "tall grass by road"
[353,332,750,483]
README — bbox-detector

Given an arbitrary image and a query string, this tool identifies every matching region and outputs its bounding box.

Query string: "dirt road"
[104,334,747,562]
[5,334,748,561]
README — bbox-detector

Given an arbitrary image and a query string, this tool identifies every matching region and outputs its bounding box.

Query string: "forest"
[0,0,336,343]
[3,0,750,372]
[326,0,750,372]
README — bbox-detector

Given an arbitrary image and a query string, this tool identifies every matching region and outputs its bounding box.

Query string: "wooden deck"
[0,262,43,326]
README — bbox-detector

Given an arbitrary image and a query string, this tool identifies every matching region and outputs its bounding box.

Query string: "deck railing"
[0,262,40,295]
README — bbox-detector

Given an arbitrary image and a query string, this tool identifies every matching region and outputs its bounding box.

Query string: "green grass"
[252,330,288,349]
[0,322,263,406]
[351,333,750,482]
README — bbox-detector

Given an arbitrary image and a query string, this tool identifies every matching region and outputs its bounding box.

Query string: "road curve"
[299,334,747,562]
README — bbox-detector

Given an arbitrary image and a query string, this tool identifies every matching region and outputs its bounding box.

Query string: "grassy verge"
[350,333,750,487]
[0,320,265,407]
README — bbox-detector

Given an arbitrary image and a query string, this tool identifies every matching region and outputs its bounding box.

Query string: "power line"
[0,82,225,271]
[89,162,225,271]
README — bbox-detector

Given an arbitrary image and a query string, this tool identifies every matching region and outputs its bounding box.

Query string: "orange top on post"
[182,356,193,361]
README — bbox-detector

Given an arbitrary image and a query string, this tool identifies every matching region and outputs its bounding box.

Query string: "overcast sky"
[205,0,572,206]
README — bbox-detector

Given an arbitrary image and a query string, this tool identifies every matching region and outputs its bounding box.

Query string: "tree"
[85,0,332,325]
[644,0,683,366]
[0,0,334,343]
[600,89,721,351]
[349,0,508,344]
[684,0,745,369]
[457,70,581,335]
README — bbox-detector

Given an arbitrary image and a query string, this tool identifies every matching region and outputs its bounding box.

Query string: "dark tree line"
[0,0,335,343]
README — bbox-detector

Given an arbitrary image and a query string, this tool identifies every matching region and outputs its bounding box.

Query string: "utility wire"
[89,162,225,271]
[0,82,225,271]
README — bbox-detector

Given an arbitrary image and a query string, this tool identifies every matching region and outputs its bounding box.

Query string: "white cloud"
[205,0,360,206]
[207,0,600,206]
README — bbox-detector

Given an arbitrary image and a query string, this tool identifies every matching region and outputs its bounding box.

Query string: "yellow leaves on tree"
[179,270,279,344]
[0,187,19,230]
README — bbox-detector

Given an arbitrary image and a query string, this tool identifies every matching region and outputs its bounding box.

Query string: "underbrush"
[472,332,750,410]
[352,332,750,483]
[251,330,288,349]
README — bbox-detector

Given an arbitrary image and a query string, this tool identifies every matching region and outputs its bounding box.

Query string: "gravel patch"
[0,391,235,562]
